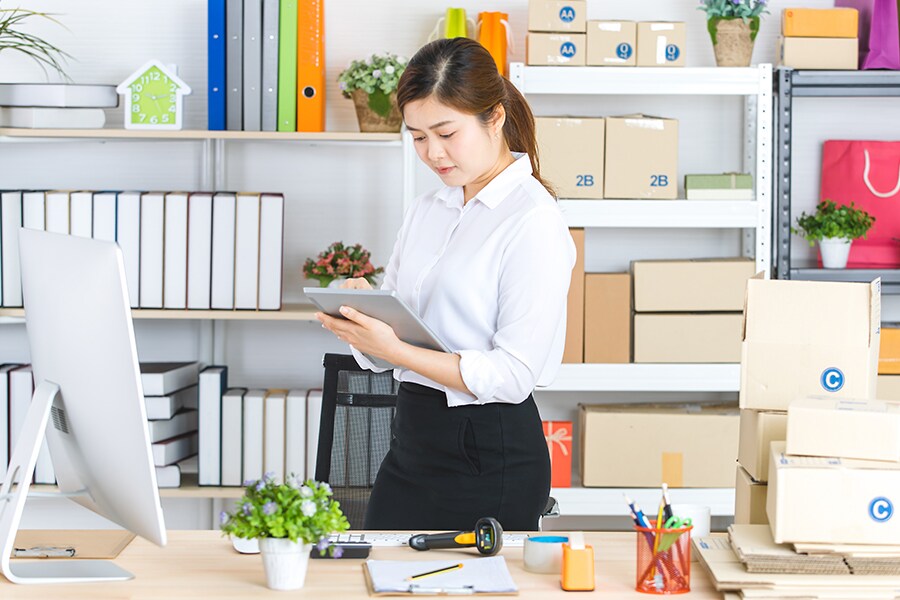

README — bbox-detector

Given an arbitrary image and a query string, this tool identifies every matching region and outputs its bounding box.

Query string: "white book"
[139,192,165,309]
[92,192,118,243]
[145,384,198,420]
[198,366,228,486]
[0,107,106,129]
[1,191,22,307]
[221,388,246,486]
[147,409,199,443]
[263,390,286,483]
[258,193,284,310]
[8,366,33,474]
[306,390,323,482]
[22,191,45,231]
[685,189,754,200]
[69,191,93,238]
[0,364,19,481]
[234,193,261,310]
[140,362,201,396]
[163,192,189,309]
[242,389,266,482]
[285,389,307,481]
[0,83,118,108]
[45,191,70,234]
[116,192,141,307]
[187,192,213,310]
[155,463,182,488]
[152,432,198,467]
[211,192,236,309]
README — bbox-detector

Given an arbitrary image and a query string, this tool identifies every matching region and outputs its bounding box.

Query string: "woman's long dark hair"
[397,38,554,198]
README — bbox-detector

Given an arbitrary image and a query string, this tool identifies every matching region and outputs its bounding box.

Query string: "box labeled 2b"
[604,115,678,199]
[536,117,604,198]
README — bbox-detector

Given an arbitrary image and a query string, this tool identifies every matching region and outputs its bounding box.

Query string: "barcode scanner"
[408,517,503,556]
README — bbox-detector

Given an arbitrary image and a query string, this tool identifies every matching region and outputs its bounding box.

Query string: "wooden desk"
[1,531,724,598]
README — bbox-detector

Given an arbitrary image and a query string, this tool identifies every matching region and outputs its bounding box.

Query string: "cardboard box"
[880,328,900,374]
[735,465,769,525]
[633,313,743,363]
[738,410,787,483]
[782,7,858,38]
[584,273,631,363]
[580,404,739,488]
[543,420,572,487]
[528,0,586,33]
[636,22,686,67]
[604,115,678,199]
[880,375,900,401]
[536,117,604,199]
[787,396,900,462]
[740,278,880,411]
[632,258,755,313]
[684,173,753,200]
[563,229,584,363]
[768,441,900,545]
[527,33,586,66]
[587,21,636,66]
[779,36,858,70]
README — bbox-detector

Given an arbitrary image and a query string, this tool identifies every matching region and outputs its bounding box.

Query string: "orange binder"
[297,0,324,132]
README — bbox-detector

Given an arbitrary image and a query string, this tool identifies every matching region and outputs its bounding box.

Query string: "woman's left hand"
[316,306,404,364]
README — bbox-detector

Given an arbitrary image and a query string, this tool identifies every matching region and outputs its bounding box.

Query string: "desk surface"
[1,531,723,598]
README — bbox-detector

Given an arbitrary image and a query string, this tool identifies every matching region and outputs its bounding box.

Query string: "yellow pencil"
[406,563,463,582]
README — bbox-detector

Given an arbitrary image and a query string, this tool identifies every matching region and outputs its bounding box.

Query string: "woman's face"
[403,96,503,188]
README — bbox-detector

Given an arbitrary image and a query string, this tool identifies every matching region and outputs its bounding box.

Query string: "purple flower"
[339,81,347,91]
[316,538,329,552]
[219,511,229,525]
[264,471,276,482]
[262,502,277,516]
[255,480,265,492]
[243,479,254,486]
[242,503,253,516]
[732,0,741,4]
[332,546,344,559]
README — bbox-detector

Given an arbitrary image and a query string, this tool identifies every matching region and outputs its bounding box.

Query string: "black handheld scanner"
[408,517,503,556]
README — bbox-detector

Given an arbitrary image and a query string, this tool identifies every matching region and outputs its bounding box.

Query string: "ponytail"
[500,78,555,198]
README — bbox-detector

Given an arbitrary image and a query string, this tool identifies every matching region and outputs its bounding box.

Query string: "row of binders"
[0,190,284,310]
[209,0,325,132]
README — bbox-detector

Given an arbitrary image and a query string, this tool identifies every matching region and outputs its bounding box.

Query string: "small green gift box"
[684,173,753,200]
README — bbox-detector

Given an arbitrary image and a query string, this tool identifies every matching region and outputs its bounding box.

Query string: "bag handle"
[864,149,900,198]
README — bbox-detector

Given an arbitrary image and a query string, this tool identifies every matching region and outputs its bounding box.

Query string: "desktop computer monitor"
[0,229,166,584]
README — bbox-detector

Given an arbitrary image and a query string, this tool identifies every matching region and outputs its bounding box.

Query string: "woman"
[316,38,575,531]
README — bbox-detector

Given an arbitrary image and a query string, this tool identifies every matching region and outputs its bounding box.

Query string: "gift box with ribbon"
[542,420,572,488]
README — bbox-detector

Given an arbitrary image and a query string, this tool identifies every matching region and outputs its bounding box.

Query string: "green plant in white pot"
[220,474,349,591]
[792,200,875,269]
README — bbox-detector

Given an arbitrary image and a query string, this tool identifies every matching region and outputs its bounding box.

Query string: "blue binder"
[208,0,227,130]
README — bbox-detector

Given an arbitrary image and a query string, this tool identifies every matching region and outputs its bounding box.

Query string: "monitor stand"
[0,381,134,584]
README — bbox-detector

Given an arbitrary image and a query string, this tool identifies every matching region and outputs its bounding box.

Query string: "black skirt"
[364,381,551,531]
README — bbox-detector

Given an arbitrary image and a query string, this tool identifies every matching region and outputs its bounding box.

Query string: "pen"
[407,563,464,581]
[661,483,674,524]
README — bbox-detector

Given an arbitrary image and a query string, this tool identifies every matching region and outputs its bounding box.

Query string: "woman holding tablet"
[316,38,575,531]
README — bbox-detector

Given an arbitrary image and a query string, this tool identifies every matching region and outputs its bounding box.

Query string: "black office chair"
[314,353,559,530]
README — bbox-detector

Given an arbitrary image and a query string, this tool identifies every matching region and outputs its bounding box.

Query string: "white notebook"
[187,192,214,310]
[198,366,227,486]
[1,191,22,307]
[211,192,236,309]
[263,390,286,482]
[92,192,118,243]
[242,389,266,482]
[258,193,284,310]
[22,191,45,231]
[45,191,70,234]
[69,191,93,238]
[139,192,165,309]
[234,192,261,310]
[221,388,247,486]
[117,191,142,307]
[164,192,189,309]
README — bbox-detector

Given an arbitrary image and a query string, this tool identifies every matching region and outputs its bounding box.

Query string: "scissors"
[658,516,692,552]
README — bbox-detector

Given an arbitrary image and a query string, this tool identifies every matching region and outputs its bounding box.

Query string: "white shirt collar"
[435,153,533,210]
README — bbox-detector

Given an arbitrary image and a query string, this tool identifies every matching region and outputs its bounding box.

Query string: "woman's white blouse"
[351,153,576,406]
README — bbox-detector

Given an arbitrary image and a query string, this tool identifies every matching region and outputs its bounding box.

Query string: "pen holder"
[634,520,691,595]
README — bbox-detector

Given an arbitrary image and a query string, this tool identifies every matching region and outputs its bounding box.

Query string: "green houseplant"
[338,53,407,133]
[303,241,384,288]
[0,3,70,79]
[792,200,875,269]
[220,475,349,590]
[698,0,769,67]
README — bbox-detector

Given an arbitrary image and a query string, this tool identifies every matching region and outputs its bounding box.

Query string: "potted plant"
[303,241,384,288]
[792,200,875,269]
[0,4,70,78]
[698,0,769,67]
[338,53,407,133]
[220,474,349,591]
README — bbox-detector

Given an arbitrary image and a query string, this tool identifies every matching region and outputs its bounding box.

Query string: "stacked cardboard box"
[527,1,586,66]
[585,20,685,67]
[604,115,678,199]
[536,117,605,199]
[779,8,859,70]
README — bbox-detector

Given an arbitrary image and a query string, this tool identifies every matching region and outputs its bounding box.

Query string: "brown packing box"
[636,22,686,67]
[633,313,742,363]
[779,37,858,70]
[563,229,584,363]
[528,0,587,33]
[880,375,900,400]
[584,273,631,363]
[580,403,739,488]
[604,115,678,199]
[587,21,636,66]
[740,277,880,411]
[536,118,604,199]
[737,409,786,483]
[632,258,755,313]
[782,7,859,38]
[735,465,769,525]
[527,33,586,66]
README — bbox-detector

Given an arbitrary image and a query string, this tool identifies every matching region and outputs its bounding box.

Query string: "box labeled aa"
[587,21,636,66]
[634,313,742,363]
[787,396,900,462]
[636,22,686,67]
[528,0,586,33]
[584,273,630,363]
[604,115,678,199]
[536,117,604,199]
[527,33,586,66]
[632,258,755,313]
[738,409,786,483]
[779,36,858,70]
[735,465,768,525]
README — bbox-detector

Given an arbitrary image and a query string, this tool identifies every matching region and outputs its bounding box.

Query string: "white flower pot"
[258,538,312,591]
[327,277,347,288]
[819,237,852,269]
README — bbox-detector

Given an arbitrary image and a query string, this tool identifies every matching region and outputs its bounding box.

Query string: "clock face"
[129,65,179,127]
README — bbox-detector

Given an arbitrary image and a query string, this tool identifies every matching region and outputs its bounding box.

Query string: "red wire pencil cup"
[634,519,692,594]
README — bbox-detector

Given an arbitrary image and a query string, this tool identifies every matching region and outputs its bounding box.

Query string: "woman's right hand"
[340,278,373,290]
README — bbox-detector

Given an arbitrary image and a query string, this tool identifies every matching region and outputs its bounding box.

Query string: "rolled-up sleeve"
[444,207,576,406]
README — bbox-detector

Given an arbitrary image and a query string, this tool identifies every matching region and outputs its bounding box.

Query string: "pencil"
[406,563,463,581]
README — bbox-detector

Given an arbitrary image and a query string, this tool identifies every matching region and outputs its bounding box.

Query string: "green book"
[277,0,298,132]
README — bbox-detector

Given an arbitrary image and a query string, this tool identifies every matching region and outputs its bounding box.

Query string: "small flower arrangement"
[792,200,875,245]
[219,474,349,553]
[303,241,384,287]
[338,53,407,119]
[698,0,769,20]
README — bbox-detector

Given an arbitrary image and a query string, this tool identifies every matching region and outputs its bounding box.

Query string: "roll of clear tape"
[523,535,569,574]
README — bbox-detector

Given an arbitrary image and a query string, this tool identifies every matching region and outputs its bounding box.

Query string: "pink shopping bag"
[836,0,900,69]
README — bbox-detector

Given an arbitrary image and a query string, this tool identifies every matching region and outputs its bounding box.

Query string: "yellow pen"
[406,563,464,581]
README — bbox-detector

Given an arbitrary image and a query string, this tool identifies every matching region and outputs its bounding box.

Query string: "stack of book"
[0,83,117,129]
[0,363,55,484]
[0,190,284,311]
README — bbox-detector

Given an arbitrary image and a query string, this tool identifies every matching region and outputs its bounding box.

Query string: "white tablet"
[303,288,451,369]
